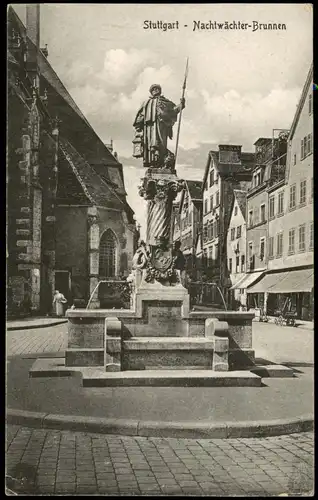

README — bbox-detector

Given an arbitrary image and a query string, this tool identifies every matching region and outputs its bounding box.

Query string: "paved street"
[6,321,314,495]
[6,426,313,495]
[6,324,67,357]
[252,321,314,366]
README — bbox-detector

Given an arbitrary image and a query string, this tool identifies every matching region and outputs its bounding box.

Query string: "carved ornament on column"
[87,213,99,228]
[138,176,184,203]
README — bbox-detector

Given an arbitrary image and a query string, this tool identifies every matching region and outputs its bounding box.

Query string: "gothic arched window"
[99,229,117,278]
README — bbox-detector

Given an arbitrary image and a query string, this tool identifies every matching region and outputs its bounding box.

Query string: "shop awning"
[230,271,264,290]
[247,268,313,294]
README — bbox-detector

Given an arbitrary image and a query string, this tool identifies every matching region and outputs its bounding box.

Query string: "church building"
[7,5,138,315]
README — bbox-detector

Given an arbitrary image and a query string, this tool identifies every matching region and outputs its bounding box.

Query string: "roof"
[202,150,255,191]
[253,137,272,146]
[288,63,313,141]
[8,7,119,168]
[59,137,127,209]
[7,50,19,67]
[178,179,203,214]
[187,180,203,201]
[233,189,247,221]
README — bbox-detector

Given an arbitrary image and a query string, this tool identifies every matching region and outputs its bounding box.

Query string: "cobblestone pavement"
[6,324,67,357]
[6,427,314,496]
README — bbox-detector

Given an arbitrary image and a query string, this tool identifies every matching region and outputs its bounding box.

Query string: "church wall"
[55,206,89,302]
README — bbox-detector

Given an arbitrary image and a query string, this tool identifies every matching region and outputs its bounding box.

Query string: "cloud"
[98,48,154,87]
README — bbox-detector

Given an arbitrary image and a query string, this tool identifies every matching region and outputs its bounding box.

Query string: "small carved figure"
[132,240,151,269]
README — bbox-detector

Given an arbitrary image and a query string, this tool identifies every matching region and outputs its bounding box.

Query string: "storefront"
[229,271,264,311]
[247,267,313,320]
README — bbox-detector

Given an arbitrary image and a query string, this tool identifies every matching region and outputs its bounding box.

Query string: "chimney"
[218,144,242,164]
[26,4,40,88]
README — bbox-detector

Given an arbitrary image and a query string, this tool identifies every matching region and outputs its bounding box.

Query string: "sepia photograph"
[6,3,313,496]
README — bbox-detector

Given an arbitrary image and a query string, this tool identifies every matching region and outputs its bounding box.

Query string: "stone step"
[123,337,215,350]
[121,336,215,370]
[250,364,294,378]
[30,358,262,387]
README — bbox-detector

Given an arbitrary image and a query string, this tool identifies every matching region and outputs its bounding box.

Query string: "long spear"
[174,57,189,166]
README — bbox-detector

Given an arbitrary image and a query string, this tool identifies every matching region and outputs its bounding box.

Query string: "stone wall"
[55,206,88,301]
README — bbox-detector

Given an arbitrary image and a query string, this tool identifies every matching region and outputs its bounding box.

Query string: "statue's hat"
[149,84,161,94]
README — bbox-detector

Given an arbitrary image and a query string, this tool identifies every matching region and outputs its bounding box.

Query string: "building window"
[293,154,296,165]
[236,225,242,238]
[269,196,275,219]
[207,221,211,240]
[203,248,208,266]
[208,246,213,265]
[228,258,232,273]
[277,191,284,215]
[231,228,235,241]
[310,178,313,202]
[99,229,117,278]
[260,238,265,261]
[248,242,254,270]
[260,204,266,223]
[309,93,312,115]
[299,224,306,252]
[234,206,238,216]
[307,134,312,155]
[216,191,220,206]
[214,244,219,260]
[276,232,283,257]
[248,242,253,259]
[248,210,253,227]
[203,223,208,239]
[210,195,213,211]
[209,169,214,187]
[205,180,208,191]
[215,172,219,185]
[309,222,314,250]
[289,184,296,210]
[300,180,307,205]
[236,255,240,273]
[204,199,208,214]
[268,236,274,259]
[288,228,295,254]
[241,254,245,272]
[214,220,219,238]
[301,134,312,159]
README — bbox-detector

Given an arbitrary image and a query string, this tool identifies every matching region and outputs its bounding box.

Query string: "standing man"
[133,84,185,167]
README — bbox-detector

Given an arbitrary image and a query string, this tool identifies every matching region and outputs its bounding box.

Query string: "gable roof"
[187,180,203,201]
[233,190,247,221]
[8,6,119,168]
[288,63,313,141]
[202,150,255,192]
[59,137,119,207]
[178,179,203,213]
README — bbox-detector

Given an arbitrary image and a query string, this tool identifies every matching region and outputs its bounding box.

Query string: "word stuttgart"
[193,21,287,32]
[143,20,179,31]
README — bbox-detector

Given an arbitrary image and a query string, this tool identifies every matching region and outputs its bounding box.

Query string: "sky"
[13,4,313,237]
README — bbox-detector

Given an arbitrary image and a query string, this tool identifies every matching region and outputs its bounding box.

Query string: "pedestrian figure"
[52,290,67,317]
